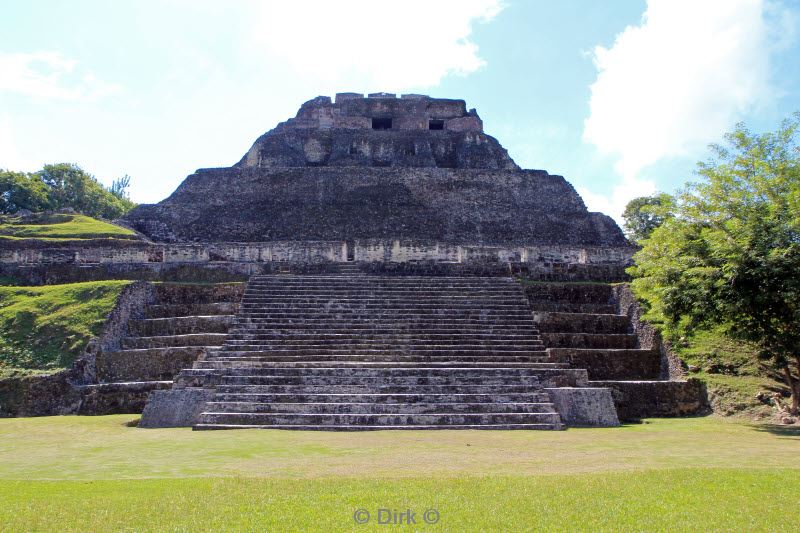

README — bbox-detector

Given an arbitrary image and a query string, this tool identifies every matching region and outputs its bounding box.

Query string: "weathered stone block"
[545,387,620,427]
[139,388,216,428]
[589,379,709,420]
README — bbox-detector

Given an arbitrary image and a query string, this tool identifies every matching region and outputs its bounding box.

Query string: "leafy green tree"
[0,170,51,214]
[622,193,675,242]
[629,114,800,414]
[38,163,136,219]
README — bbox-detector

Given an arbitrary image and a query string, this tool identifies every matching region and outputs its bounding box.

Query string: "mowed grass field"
[0,416,797,531]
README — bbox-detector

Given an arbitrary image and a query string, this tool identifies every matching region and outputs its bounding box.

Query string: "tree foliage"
[0,164,136,219]
[629,114,800,414]
[0,171,50,214]
[622,193,675,242]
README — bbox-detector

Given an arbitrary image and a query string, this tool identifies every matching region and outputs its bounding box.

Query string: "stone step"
[240,294,525,301]
[244,287,524,293]
[196,359,557,367]
[522,283,613,305]
[96,347,207,382]
[225,333,542,342]
[239,308,536,318]
[217,375,545,386]
[144,302,240,319]
[188,366,562,377]
[236,317,536,325]
[239,302,529,311]
[548,348,661,380]
[228,324,538,336]
[213,383,550,394]
[222,340,544,349]
[196,356,557,366]
[128,315,235,336]
[213,348,548,357]
[247,278,519,284]
[527,302,616,314]
[534,312,630,334]
[76,380,173,415]
[204,401,557,414]
[541,333,637,349]
[212,392,553,404]
[194,423,563,431]
[195,412,562,426]
[122,333,227,349]
[242,290,525,296]
[220,339,545,355]
[154,283,245,305]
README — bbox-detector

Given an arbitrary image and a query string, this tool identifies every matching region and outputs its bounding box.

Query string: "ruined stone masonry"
[0,93,707,428]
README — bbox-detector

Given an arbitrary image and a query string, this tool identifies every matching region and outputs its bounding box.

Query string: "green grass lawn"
[0,281,131,377]
[0,213,137,241]
[0,415,797,531]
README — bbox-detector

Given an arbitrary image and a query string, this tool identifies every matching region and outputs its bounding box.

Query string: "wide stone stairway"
[183,275,589,430]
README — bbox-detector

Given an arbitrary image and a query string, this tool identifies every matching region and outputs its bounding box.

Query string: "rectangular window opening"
[372,117,392,130]
[429,120,445,130]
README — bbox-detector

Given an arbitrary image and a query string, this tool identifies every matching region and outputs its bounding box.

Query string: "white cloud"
[577,177,656,227]
[0,51,120,100]
[0,114,35,171]
[582,0,787,220]
[249,0,503,91]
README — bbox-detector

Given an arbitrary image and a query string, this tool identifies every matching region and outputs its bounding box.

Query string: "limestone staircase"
[86,284,242,413]
[524,283,661,381]
[184,275,589,430]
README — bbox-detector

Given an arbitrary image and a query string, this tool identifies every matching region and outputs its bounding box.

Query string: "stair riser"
[123,335,226,349]
[218,376,545,386]
[144,303,239,319]
[230,326,539,333]
[225,333,541,341]
[192,362,561,370]
[206,402,557,414]
[197,413,561,426]
[213,393,552,403]
[210,347,547,360]
[221,343,544,350]
[194,423,564,431]
[541,333,637,349]
[186,367,561,377]
[199,358,556,366]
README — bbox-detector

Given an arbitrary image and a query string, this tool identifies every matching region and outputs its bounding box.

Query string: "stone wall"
[125,166,629,246]
[591,379,710,420]
[611,284,685,380]
[235,94,513,170]
[0,239,632,267]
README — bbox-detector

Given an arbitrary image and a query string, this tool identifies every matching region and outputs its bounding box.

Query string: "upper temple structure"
[124,93,628,247]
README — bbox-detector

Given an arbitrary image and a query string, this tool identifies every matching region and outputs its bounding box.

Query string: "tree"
[109,174,131,200]
[0,170,51,214]
[37,163,136,219]
[622,193,675,242]
[629,114,800,414]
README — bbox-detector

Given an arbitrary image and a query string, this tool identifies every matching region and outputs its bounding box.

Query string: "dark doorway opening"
[429,119,444,130]
[372,118,392,130]
[346,240,356,261]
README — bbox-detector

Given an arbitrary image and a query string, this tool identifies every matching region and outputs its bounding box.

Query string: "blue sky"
[1,0,799,221]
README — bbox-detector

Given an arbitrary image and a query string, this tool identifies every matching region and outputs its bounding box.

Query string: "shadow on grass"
[751,424,800,438]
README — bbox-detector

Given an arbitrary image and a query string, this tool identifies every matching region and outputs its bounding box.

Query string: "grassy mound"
[0,213,138,241]
[0,416,796,530]
[671,327,787,420]
[0,281,131,378]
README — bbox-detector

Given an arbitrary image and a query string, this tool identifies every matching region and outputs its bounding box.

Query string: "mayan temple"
[1,93,707,429]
